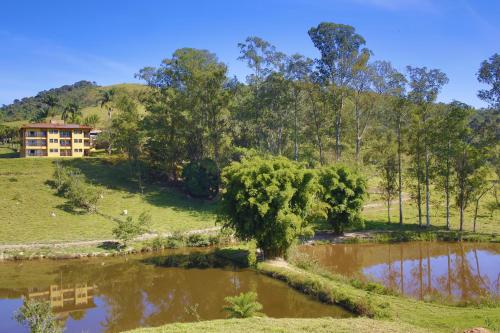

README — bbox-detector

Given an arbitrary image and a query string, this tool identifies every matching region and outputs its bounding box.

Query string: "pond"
[301,241,500,303]
[0,250,350,333]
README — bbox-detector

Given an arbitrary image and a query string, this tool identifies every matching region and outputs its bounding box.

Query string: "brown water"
[0,251,350,333]
[302,242,500,302]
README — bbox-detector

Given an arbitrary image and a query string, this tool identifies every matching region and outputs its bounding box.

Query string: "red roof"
[20,123,92,130]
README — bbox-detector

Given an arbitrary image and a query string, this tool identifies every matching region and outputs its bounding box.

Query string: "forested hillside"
[0,80,100,121]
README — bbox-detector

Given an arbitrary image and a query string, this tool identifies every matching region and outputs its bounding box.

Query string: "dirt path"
[0,226,221,251]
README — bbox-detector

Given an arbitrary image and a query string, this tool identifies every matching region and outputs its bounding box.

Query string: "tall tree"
[308,22,371,161]
[477,53,500,109]
[372,61,407,225]
[285,54,314,161]
[407,66,448,227]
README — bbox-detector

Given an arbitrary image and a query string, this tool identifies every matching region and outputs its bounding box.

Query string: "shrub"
[113,212,152,246]
[316,165,367,234]
[186,233,211,247]
[219,156,317,258]
[52,163,102,213]
[223,292,263,318]
[182,159,220,198]
[14,299,62,333]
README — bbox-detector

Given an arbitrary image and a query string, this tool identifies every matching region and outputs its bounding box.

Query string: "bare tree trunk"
[416,139,423,227]
[397,119,403,225]
[445,140,450,229]
[459,204,465,231]
[423,108,431,228]
[387,198,391,224]
[355,98,361,163]
[335,95,343,161]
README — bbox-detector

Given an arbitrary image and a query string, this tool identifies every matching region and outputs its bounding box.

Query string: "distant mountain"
[0,81,101,122]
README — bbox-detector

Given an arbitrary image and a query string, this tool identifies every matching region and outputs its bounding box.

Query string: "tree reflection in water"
[302,242,500,303]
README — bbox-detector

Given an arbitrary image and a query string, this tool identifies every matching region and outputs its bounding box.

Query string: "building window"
[49,148,59,153]
[49,139,59,143]
[49,129,59,134]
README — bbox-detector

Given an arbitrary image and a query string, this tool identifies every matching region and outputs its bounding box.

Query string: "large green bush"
[182,159,220,198]
[316,165,366,234]
[218,156,317,258]
[52,163,102,213]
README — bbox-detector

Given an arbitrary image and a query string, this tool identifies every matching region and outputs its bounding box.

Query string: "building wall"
[21,127,91,158]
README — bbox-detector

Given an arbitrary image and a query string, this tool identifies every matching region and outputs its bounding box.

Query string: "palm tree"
[63,102,82,123]
[83,114,100,128]
[43,94,59,118]
[98,89,116,119]
[222,292,263,318]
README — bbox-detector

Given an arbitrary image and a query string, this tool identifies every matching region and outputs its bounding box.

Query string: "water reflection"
[0,252,350,333]
[302,242,500,302]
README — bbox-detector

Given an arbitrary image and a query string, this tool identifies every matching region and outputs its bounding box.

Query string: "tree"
[99,88,116,119]
[218,156,316,258]
[43,94,59,118]
[407,66,449,227]
[182,159,220,198]
[14,299,62,333]
[62,102,82,123]
[285,54,313,161]
[374,133,398,224]
[113,212,152,246]
[308,22,371,161]
[372,61,407,225]
[137,48,232,176]
[432,101,471,229]
[316,165,366,234]
[223,292,263,318]
[477,53,500,109]
[111,95,145,192]
[83,114,100,128]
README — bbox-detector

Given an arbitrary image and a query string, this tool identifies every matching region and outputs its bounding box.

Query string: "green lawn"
[125,317,430,333]
[0,150,216,244]
[361,195,499,235]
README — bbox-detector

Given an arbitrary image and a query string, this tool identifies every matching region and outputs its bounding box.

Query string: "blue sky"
[1,0,498,108]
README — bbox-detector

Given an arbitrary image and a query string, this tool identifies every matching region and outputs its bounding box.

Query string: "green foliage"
[182,159,220,198]
[0,80,97,121]
[316,165,367,234]
[218,156,316,258]
[14,299,62,333]
[223,292,263,318]
[83,114,100,128]
[113,211,152,246]
[52,163,102,213]
[477,53,500,108]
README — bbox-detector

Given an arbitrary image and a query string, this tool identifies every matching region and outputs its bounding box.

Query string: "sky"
[0,0,498,108]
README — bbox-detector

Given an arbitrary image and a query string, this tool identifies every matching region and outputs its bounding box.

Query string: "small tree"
[182,159,220,198]
[14,299,62,333]
[113,212,152,246]
[218,156,316,258]
[316,165,366,234]
[223,292,263,318]
[379,153,398,224]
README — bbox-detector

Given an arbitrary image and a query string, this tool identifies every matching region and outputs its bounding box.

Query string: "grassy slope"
[257,261,500,333]
[0,149,216,244]
[125,317,430,333]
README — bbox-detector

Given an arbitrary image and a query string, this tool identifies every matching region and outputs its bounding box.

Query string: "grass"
[257,261,500,333]
[360,179,499,235]
[124,317,430,333]
[0,153,216,244]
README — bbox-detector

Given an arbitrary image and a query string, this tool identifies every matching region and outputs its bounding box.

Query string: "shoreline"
[0,228,497,262]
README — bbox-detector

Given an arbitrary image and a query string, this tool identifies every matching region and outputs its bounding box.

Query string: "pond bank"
[1,227,497,262]
[256,260,500,333]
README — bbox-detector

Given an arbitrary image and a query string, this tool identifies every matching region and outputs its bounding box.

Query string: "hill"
[0,81,147,127]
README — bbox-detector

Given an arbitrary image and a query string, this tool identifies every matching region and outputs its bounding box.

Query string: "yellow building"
[20,120,92,157]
